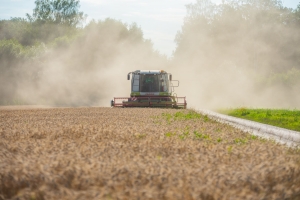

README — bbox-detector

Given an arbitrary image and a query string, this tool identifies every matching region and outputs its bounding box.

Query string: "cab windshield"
[140,74,159,92]
[138,74,168,93]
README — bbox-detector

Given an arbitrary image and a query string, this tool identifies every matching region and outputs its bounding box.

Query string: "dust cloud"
[169,0,300,110]
[0,20,169,107]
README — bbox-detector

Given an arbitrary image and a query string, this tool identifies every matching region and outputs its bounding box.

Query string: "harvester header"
[111,70,187,108]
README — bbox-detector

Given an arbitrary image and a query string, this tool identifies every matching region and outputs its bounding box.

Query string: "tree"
[174,0,300,72]
[27,0,86,27]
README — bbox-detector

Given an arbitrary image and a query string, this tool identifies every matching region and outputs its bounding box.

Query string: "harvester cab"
[111,70,187,108]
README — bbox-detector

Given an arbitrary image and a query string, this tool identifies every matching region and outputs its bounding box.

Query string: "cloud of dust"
[5,19,169,107]
[169,0,300,110]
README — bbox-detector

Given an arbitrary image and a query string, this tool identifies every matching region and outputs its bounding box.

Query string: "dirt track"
[0,107,300,199]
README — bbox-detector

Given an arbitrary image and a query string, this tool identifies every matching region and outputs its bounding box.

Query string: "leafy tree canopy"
[174,0,300,73]
[27,0,86,27]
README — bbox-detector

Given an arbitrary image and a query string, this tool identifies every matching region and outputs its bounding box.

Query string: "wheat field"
[0,107,299,200]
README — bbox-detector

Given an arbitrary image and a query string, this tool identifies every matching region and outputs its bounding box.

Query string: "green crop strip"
[161,111,203,122]
[220,108,300,132]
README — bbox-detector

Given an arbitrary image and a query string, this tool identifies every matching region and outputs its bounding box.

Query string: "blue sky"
[1,0,299,56]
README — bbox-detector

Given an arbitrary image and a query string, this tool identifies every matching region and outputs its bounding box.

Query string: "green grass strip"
[220,108,300,132]
[162,111,202,121]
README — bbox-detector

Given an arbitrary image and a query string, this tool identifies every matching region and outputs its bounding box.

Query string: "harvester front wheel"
[111,100,114,107]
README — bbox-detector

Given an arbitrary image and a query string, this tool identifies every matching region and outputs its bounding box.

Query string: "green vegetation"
[165,132,176,137]
[162,111,202,122]
[159,110,279,147]
[178,126,190,140]
[160,110,266,144]
[221,108,300,132]
[164,129,212,141]
[227,146,233,153]
[233,138,248,145]
[193,131,210,140]
[27,0,85,27]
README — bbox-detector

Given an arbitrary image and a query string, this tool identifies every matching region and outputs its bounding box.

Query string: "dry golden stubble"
[0,107,299,200]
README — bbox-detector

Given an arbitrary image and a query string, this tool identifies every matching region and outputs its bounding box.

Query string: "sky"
[0,0,299,57]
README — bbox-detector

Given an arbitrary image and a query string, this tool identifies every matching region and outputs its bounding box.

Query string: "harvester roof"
[134,70,166,74]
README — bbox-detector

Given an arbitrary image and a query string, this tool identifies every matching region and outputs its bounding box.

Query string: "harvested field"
[0,107,300,200]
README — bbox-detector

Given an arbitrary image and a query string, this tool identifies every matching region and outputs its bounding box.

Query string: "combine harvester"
[111,70,187,108]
